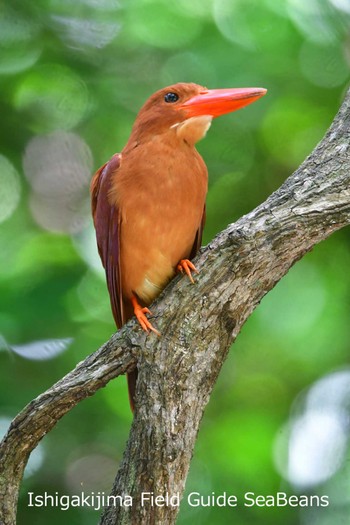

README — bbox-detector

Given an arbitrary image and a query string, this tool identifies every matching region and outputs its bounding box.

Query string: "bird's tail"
[127,370,137,413]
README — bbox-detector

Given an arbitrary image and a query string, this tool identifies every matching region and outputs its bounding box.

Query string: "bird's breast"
[112,143,207,303]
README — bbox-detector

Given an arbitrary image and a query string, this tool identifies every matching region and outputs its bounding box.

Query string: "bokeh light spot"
[23,131,93,233]
[125,2,201,49]
[11,337,73,361]
[213,0,289,50]
[0,8,41,75]
[49,0,121,13]
[214,0,255,49]
[65,452,119,493]
[23,131,93,197]
[0,155,21,224]
[330,0,350,13]
[300,41,350,88]
[287,0,346,44]
[274,413,347,487]
[29,193,90,234]
[14,64,90,133]
[174,0,214,19]
[274,370,350,488]
[72,224,104,274]
[52,16,121,50]
[261,96,331,167]
[288,413,347,486]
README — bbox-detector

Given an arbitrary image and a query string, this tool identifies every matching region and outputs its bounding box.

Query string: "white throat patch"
[171,115,213,144]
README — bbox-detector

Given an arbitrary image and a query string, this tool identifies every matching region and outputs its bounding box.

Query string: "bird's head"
[127,82,267,146]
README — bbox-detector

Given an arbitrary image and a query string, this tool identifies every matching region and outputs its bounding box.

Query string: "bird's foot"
[131,296,160,336]
[177,259,199,284]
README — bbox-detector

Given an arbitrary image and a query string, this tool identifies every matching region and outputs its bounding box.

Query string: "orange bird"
[91,82,266,409]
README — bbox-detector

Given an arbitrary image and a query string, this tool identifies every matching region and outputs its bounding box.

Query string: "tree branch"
[0,330,138,525]
[1,89,350,525]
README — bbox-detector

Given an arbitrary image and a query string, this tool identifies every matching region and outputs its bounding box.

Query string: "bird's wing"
[90,153,124,328]
[190,204,206,259]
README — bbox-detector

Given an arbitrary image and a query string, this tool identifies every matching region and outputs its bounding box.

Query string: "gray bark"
[1,89,350,525]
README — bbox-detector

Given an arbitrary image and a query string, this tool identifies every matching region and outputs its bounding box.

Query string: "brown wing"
[90,153,124,328]
[189,204,206,259]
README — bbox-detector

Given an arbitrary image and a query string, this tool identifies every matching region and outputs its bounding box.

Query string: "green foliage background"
[0,1,350,524]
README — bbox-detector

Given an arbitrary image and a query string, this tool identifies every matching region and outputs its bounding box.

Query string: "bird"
[90,82,266,410]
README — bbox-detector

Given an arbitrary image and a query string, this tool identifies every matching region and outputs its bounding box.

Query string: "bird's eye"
[164,92,179,103]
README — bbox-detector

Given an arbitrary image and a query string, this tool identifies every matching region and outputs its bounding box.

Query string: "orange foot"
[177,259,199,284]
[131,296,160,336]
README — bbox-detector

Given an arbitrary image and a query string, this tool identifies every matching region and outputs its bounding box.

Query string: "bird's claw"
[177,259,199,284]
[131,296,160,336]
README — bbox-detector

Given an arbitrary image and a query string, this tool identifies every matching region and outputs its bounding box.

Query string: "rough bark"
[1,89,350,525]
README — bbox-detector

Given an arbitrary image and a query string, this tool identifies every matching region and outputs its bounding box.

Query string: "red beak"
[179,87,267,118]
